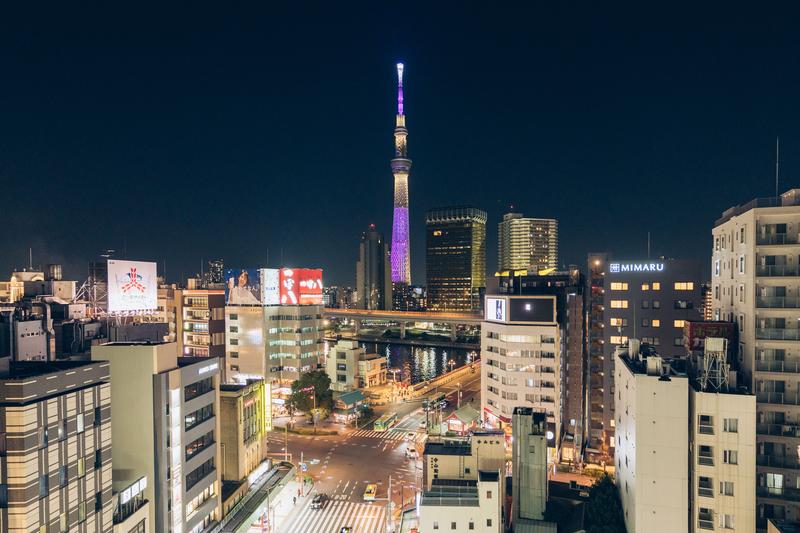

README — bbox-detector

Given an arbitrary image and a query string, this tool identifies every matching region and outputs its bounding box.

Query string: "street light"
[447,359,455,373]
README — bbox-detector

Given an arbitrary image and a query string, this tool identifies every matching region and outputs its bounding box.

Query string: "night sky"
[2,5,799,286]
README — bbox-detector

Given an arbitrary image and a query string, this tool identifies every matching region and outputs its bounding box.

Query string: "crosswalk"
[284,500,386,533]
[349,428,407,441]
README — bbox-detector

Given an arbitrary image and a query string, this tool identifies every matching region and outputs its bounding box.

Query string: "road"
[257,370,482,532]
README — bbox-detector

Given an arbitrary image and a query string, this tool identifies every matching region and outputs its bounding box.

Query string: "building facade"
[615,345,689,533]
[586,254,703,460]
[355,224,393,311]
[176,289,226,359]
[92,343,222,533]
[0,359,113,532]
[711,189,800,525]
[498,212,558,272]
[426,206,487,312]
[326,339,387,392]
[481,295,560,453]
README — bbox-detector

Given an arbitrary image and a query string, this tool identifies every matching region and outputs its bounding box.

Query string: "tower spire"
[390,62,412,286]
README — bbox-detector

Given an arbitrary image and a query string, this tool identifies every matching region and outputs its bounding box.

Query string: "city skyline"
[3,6,800,286]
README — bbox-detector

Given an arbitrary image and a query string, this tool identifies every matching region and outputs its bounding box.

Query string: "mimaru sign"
[609,262,665,273]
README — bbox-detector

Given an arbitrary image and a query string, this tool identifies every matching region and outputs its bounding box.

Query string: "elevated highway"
[323,308,482,340]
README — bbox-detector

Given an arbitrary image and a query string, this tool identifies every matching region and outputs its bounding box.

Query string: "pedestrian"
[293,496,296,505]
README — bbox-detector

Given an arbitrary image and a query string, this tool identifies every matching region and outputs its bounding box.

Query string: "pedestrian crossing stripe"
[286,500,387,533]
[349,429,407,441]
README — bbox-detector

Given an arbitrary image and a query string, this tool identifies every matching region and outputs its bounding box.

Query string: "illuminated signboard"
[280,268,323,305]
[261,268,280,305]
[225,268,261,305]
[609,262,665,273]
[107,260,157,312]
[485,298,507,322]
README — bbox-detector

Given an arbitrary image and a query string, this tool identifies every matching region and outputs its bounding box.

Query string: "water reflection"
[358,342,472,384]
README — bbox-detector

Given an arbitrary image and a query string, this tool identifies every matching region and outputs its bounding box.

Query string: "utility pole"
[386,474,393,533]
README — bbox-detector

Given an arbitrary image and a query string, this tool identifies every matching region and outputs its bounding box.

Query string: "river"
[355,341,477,384]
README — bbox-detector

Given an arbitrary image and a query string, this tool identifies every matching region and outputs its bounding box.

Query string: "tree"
[287,371,334,418]
[585,473,625,533]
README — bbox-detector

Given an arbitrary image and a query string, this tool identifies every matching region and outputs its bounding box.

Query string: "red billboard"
[684,321,735,353]
[279,268,323,305]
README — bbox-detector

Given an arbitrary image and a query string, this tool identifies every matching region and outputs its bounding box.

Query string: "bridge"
[323,308,483,341]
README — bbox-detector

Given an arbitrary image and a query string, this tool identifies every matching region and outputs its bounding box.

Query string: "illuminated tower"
[390,62,412,285]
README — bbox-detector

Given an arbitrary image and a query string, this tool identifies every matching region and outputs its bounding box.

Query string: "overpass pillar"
[450,324,457,342]
[400,321,406,339]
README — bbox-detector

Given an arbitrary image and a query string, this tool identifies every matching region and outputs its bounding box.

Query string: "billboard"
[261,268,280,305]
[107,260,157,312]
[684,321,735,354]
[279,268,323,305]
[485,297,507,322]
[225,268,262,305]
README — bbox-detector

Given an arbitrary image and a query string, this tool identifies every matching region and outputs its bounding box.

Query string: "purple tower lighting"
[390,62,412,285]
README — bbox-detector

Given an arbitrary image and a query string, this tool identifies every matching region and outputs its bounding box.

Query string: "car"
[419,419,427,428]
[405,432,416,441]
[363,484,377,501]
[310,493,328,510]
[406,447,418,459]
[340,528,353,533]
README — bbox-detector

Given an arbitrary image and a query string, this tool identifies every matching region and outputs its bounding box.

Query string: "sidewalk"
[270,478,314,532]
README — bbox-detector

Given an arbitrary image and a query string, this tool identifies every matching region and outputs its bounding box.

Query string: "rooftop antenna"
[775,136,780,197]
[396,62,404,116]
[28,247,32,270]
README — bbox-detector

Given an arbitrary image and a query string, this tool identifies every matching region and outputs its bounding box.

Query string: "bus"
[423,393,446,412]
[374,412,399,432]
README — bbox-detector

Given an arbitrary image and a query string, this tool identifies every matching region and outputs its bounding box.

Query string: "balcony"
[758,234,800,246]
[757,265,800,277]
[757,485,800,502]
[756,360,800,374]
[757,391,800,405]
[698,487,714,498]
[757,455,800,470]
[698,455,714,466]
[698,518,714,530]
[757,297,800,309]
[757,422,800,438]
[756,328,800,341]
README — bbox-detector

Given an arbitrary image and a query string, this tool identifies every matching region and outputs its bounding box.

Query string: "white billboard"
[107,260,157,312]
[261,268,280,305]
[485,297,507,323]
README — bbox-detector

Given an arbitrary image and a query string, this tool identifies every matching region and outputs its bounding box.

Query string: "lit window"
[652,282,661,290]
[609,318,626,327]
[674,320,685,328]
[610,336,628,345]
[651,319,660,328]
[610,282,628,290]
[674,282,695,290]
[610,300,628,309]
[641,283,650,291]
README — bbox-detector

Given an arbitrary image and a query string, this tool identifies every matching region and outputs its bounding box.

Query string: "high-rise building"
[356,224,393,310]
[390,62,412,287]
[586,254,703,461]
[481,295,560,453]
[0,359,113,533]
[175,288,226,359]
[426,206,487,312]
[92,342,222,532]
[711,188,800,525]
[497,268,587,461]
[498,212,558,272]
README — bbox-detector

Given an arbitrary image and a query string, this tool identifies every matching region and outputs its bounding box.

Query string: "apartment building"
[0,359,113,532]
[712,189,800,525]
[325,339,387,392]
[92,342,222,533]
[481,295,560,452]
[497,211,558,272]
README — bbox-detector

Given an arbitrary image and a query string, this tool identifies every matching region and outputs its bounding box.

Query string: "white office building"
[481,295,560,452]
[92,342,222,533]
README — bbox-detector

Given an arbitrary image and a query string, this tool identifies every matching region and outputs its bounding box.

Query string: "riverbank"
[327,334,479,350]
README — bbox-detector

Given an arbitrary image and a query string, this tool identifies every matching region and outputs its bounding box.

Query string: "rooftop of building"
[447,404,481,424]
[426,205,488,224]
[335,389,365,406]
[102,340,169,346]
[220,378,263,393]
[616,340,688,379]
[421,479,480,507]
[478,470,499,482]
[715,188,800,226]
[0,359,105,380]
[424,439,472,456]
